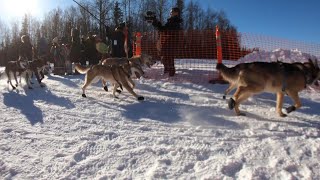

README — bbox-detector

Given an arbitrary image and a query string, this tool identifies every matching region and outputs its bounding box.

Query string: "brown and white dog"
[128,54,156,68]
[216,59,320,117]
[99,55,150,92]
[100,57,145,78]
[75,63,144,100]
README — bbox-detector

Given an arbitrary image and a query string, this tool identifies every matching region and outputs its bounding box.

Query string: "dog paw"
[237,112,246,116]
[286,106,296,114]
[103,86,108,91]
[82,94,87,98]
[137,96,145,101]
[228,98,236,110]
[280,113,287,117]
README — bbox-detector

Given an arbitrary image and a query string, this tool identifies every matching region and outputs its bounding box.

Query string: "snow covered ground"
[1,49,320,179]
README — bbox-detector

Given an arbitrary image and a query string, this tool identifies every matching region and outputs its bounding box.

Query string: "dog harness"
[278,62,287,92]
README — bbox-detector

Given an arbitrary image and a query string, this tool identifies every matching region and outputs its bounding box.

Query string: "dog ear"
[308,58,315,68]
[314,59,319,69]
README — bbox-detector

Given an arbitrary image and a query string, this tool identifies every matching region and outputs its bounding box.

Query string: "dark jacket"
[152,16,183,31]
[111,29,126,58]
[19,42,33,61]
[70,42,81,63]
[152,16,183,55]
[84,37,98,65]
[37,37,49,58]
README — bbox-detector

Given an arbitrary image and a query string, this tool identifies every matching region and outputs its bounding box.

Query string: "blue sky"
[0,0,319,44]
[199,0,320,44]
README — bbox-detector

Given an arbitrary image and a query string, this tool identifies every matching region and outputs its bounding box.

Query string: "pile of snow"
[238,48,318,63]
[0,49,320,179]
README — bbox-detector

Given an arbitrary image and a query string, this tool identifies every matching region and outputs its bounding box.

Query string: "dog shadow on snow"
[232,92,320,129]
[119,83,242,129]
[121,97,243,129]
[45,74,81,88]
[122,82,320,130]
[3,88,74,126]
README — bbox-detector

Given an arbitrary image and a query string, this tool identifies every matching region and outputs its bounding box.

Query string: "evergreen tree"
[21,14,29,36]
[113,1,124,27]
[176,0,184,18]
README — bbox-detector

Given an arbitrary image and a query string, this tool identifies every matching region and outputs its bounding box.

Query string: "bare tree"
[63,6,80,39]
[176,0,184,18]
[78,1,92,36]
[185,0,195,30]
[0,18,5,46]
[90,0,113,39]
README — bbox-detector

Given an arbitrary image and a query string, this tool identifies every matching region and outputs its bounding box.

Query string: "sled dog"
[219,60,320,99]
[100,57,145,79]
[28,58,48,87]
[5,59,32,89]
[99,57,144,92]
[216,59,320,117]
[75,63,144,100]
[129,54,156,68]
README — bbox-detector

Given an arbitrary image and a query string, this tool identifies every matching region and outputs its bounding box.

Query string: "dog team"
[1,34,320,117]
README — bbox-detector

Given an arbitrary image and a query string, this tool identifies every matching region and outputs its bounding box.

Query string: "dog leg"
[14,72,19,87]
[126,76,135,89]
[112,84,119,99]
[231,86,244,115]
[122,80,144,101]
[34,71,45,87]
[232,84,263,116]
[115,69,144,101]
[19,72,22,84]
[233,92,252,116]
[7,73,16,89]
[81,73,95,98]
[285,91,301,114]
[38,68,45,82]
[224,82,237,99]
[8,79,16,89]
[115,84,122,94]
[25,71,33,89]
[102,79,108,91]
[276,92,286,117]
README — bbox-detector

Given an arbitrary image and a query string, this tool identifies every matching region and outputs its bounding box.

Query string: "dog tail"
[216,63,227,71]
[216,63,241,83]
[74,63,90,74]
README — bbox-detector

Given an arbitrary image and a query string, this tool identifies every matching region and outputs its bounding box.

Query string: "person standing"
[69,28,81,74]
[84,32,99,65]
[111,22,127,58]
[151,7,183,76]
[19,35,33,61]
[50,37,66,75]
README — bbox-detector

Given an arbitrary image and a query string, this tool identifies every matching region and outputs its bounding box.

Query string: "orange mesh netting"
[133,29,320,88]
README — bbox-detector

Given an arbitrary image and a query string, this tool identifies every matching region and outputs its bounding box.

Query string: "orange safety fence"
[133,28,320,88]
